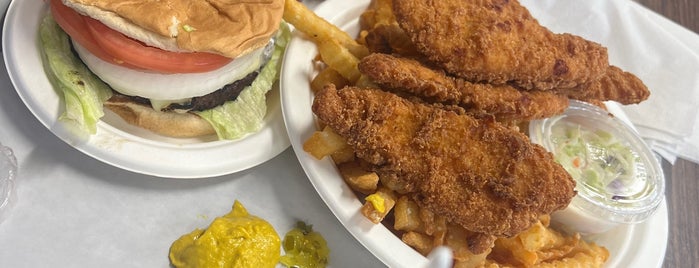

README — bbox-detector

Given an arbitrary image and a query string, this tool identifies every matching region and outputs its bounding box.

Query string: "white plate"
[280,0,668,267]
[2,0,290,179]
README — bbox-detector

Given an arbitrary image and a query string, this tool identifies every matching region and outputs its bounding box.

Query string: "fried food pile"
[362,0,650,112]
[313,85,575,238]
[285,0,650,266]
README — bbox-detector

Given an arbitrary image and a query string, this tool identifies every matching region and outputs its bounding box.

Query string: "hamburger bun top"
[63,0,284,58]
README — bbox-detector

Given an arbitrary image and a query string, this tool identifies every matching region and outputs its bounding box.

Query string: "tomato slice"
[83,16,234,73]
[49,0,139,69]
[50,0,233,73]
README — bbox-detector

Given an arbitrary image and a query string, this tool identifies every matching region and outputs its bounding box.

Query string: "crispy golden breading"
[358,53,570,121]
[562,65,650,105]
[312,85,576,237]
[364,23,422,58]
[392,0,609,91]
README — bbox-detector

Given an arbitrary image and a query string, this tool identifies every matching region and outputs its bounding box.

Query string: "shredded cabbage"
[551,122,640,198]
[39,14,113,136]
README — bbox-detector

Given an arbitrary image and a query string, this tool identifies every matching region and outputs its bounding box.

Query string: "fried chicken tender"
[312,85,576,238]
[562,65,650,105]
[363,23,422,58]
[392,0,609,91]
[358,53,570,121]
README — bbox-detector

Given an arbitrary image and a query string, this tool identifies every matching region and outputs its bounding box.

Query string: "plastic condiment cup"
[0,142,17,224]
[528,100,665,234]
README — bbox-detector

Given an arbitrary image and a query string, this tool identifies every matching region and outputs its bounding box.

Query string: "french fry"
[535,236,608,267]
[353,74,378,88]
[371,0,396,27]
[359,0,394,30]
[283,0,368,58]
[493,235,538,266]
[360,186,396,224]
[317,38,362,83]
[536,240,578,264]
[310,67,349,93]
[364,23,418,56]
[457,260,502,268]
[402,231,433,256]
[393,196,423,232]
[445,224,492,264]
[533,245,609,268]
[419,206,446,236]
[337,161,379,195]
[519,221,567,252]
[302,125,349,160]
[359,10,377,32]
[491,220,561,266]
[431,228,447,248]
[330,145,356,164]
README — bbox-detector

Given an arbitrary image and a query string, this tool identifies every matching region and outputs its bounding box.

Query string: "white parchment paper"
[523,0,699,164]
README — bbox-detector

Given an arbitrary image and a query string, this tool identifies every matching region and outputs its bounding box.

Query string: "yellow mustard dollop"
[365,193,386,213]
[169,200,281,268]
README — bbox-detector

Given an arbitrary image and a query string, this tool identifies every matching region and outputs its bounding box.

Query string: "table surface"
[0,0,697,267]
[633,0,699,267]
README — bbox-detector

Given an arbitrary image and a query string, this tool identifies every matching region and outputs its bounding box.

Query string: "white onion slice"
[72,42,264,100]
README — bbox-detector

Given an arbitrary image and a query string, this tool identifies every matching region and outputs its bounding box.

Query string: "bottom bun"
[105,96,216,138]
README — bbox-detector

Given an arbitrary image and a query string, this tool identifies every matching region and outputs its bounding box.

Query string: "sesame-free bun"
[62,0,284,58]
[105,95,216,138]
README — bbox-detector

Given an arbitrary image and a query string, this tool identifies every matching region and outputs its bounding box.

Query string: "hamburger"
[42,0,288,139]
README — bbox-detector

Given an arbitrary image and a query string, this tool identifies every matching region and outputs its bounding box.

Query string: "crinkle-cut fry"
[283,0,368,58]
[303,125,349,160]
[493,235,538,266]
[394,195,423,232]
[535,237,609,267]
[536,241,579,264]
[533,246,609,268]
[317,38,362,83]
[360,186,396,224]
[311,67,349,93]
[402,231,434,256]
[491,220,577,266]
[338,161,379,194]
[519,221,568,252]
[471,261,505,268]
[490,219,608,267]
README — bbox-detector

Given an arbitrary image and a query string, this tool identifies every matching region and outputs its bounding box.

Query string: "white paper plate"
[280,0,668,267]
[2,0,290,179]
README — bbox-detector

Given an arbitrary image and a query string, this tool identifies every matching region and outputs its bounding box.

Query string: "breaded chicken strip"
[563,65,650,105]
[358,53,569,121]
[312,85,576,238]
[392,0,608,91]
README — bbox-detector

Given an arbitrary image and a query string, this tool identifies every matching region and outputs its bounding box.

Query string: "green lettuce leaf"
[195,22,291,140]
[39,14,113,136]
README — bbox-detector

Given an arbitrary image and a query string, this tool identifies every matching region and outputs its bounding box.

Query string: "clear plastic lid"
[529,100,665,224]
[0,142,17,224]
